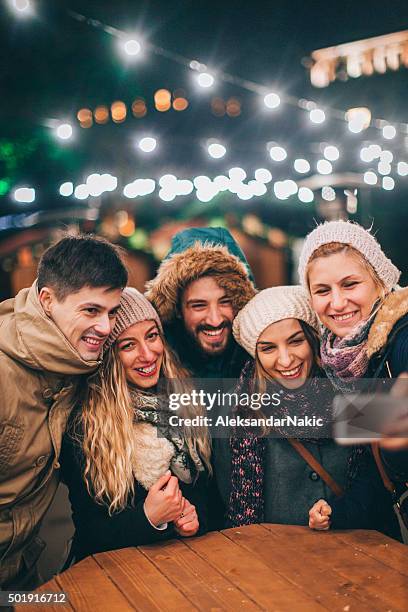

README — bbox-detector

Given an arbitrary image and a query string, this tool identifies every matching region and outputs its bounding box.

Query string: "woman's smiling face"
[308,251,381,338]
[116,320,164,389]
[256,318,313,389]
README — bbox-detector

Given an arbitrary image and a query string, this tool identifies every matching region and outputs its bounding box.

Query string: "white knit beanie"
[106,287,163,348]
[233,286,319,358]
[298,220,400,292]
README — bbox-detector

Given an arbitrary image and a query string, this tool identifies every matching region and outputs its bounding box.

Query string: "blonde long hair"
[72,337,212,515]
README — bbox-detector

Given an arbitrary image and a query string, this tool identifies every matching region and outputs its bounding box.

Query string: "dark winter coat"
[329,288,408,539]
[212,436,351,527]
[60,421,209,562]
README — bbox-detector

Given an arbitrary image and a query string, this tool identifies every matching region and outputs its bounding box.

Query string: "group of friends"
[0,220,407,590]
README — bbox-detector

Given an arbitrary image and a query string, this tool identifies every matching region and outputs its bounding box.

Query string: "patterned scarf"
[128,387,205,484]
[320,315,375,393]
[226,360,334,527]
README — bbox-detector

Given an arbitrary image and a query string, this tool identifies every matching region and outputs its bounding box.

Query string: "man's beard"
[185,320,232,357]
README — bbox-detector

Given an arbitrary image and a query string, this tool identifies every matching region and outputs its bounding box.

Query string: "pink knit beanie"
[106,287,162,348]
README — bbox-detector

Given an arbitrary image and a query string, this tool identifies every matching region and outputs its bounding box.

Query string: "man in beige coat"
[0,234,127,589]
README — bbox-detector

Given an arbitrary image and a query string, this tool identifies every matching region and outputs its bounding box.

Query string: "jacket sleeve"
[180,472,210,535]
[388,319,408,377]
[60,433,174,557]
[329,450,395,532]
[380,449,408,483]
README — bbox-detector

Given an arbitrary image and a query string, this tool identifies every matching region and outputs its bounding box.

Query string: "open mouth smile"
[329,311,358,322]
[134,362,158,377]
[200,327,227,342]
[277,363,303,379]
[82,336,105,350]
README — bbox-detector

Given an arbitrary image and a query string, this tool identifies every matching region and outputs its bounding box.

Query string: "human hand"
[144,471,183,527]
[173,498,199,537]
[380,373,408,450]
[309,499,332,530]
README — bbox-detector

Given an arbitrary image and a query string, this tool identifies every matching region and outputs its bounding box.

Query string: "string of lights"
[11,148,408,208]
[5,0,408,212]
[6,0,408,140]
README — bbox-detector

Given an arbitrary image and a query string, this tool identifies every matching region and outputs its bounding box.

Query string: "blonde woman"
[298,220,408,534]
[60,288,211,563]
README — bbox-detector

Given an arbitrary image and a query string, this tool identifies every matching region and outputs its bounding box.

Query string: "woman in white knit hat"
[214,285,358,529]
[299,220,408,537]
[299,219,407,388]
[60,287,212,564]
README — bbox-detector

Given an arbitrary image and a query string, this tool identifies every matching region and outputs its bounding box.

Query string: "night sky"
[0,0,408,270]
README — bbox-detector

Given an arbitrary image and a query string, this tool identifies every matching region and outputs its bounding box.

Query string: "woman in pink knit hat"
[60,287,212,565]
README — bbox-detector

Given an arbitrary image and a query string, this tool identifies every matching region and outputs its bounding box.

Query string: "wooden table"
[19,524,408,611]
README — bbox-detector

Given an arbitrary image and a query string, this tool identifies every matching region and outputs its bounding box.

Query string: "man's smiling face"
[181,276,234,356]
[40,285,122,360]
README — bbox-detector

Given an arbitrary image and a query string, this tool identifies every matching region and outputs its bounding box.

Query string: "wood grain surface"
[17,525,408,611]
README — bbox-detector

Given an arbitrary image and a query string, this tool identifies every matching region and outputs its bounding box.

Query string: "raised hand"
[144,471,183,527]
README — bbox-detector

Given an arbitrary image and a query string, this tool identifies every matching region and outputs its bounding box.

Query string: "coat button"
[309,471,320,482]
[43,388,53,400]
[36,455,47,466]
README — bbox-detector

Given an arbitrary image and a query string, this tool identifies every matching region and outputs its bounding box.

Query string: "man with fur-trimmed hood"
[145,227,256,378]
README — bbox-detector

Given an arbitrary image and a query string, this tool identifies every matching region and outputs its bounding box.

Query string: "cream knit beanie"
[107,287,163,348]
[298,220,400,292]
[233,286,318,358]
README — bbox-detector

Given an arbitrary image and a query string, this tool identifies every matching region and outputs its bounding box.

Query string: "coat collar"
[367,287,408,358]
[0,281,100,375]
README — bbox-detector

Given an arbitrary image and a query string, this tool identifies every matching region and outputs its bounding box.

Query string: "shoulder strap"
[288,439,344,498]
[371,442,395,494]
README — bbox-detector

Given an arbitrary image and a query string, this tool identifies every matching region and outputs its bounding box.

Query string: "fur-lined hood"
[145,228,256,324]
[367,287,408,358]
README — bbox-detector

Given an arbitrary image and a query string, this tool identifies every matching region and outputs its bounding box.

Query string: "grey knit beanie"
[298,220,400,292]
[107,287,163,348]
[233,286,319,358]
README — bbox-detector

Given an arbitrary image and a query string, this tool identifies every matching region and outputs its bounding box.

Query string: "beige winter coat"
[0,282,99,586]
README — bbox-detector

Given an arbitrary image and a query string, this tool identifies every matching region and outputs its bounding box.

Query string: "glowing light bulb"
[263,93,281,109]
[363,171,377,185]
[316,159,333,175]
[59,182,74,197]
[124,39,142,56]
[309,109,326,124]
[208,143,226,159]
[323,145,340,161]
[139,137,157,153]
[9,0,32,15]
[294,159,310,174]
[378,161,391,176]
[197,73,215,88]
[397,161,408,176]
[254,168,272,183]
[360,147,373,163]
[269,146,287,162]
[382,176,395,190]
[228,167,247,182]
[298,187,314,203]
[13,187,35,203]
[382,125,396,140]
[56,123,73,140]
[321,186,336,201]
